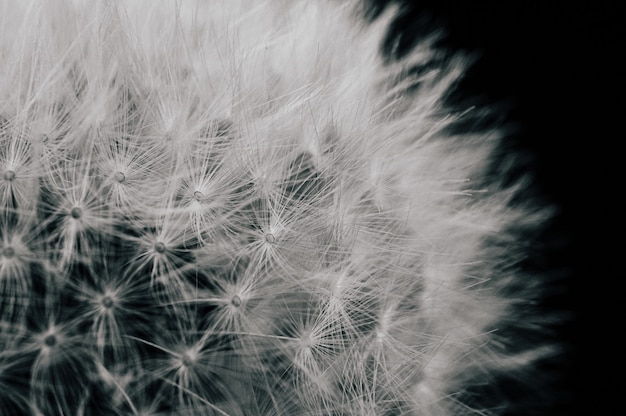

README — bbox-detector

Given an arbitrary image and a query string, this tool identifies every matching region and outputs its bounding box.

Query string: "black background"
[367,1,623,414]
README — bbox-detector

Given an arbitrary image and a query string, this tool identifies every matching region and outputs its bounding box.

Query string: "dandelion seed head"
[0,1,556,414]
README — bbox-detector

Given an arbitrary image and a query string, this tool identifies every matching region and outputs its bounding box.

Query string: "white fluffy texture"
[0,1,547,415]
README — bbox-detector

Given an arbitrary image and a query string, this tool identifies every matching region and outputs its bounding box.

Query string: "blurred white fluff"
[0,1,551,415]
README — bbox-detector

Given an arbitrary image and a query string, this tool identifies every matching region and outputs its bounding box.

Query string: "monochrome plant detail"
[0,1,556,415]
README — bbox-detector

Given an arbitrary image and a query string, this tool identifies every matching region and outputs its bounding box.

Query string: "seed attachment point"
[113,171,126,183]
[193,191,204,201]
[3,170,15,181]
[154,242,167,253]
[2,246,15,258]
[44,334,57,347]
[70,207,83,219]
[101,295,114,309]
[231,295,242,307]
[180,351,196,368]
[300,334,313,350]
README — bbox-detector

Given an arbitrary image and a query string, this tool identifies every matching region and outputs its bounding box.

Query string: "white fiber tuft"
[0,1,559,415]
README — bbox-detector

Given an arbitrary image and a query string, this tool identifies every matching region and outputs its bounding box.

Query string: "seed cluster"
[0,1,546,415]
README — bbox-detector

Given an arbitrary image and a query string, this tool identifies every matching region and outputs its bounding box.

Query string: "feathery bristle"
[0,1,559,415]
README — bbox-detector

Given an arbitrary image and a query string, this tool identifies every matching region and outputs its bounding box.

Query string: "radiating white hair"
[0,1,554,415]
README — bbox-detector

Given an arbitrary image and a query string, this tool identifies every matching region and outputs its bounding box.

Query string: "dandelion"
[65,256,162,366]
[237,192,327,276]
[0,128,40,211]
[128,221,194,295]
[95,129,172,216]
[0,1,559,415]
[189,262,277,336]
[26,313,97,416]
[261,299,353,415]
[133,321,249,416]
[177,134,247,243]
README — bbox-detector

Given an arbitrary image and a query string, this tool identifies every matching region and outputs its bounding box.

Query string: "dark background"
[367,0,623,414]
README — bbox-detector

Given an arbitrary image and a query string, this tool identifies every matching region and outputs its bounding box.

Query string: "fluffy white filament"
[0,1,551,415]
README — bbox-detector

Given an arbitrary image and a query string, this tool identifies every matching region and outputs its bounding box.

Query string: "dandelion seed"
[95,131,173,215]
[29,319,97,416]
[240,194,326,275]
[133,324,247,415]
[126,212,197,302]
[176,138,245,243]
[0,222,35,325]
[0,130,39,210]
